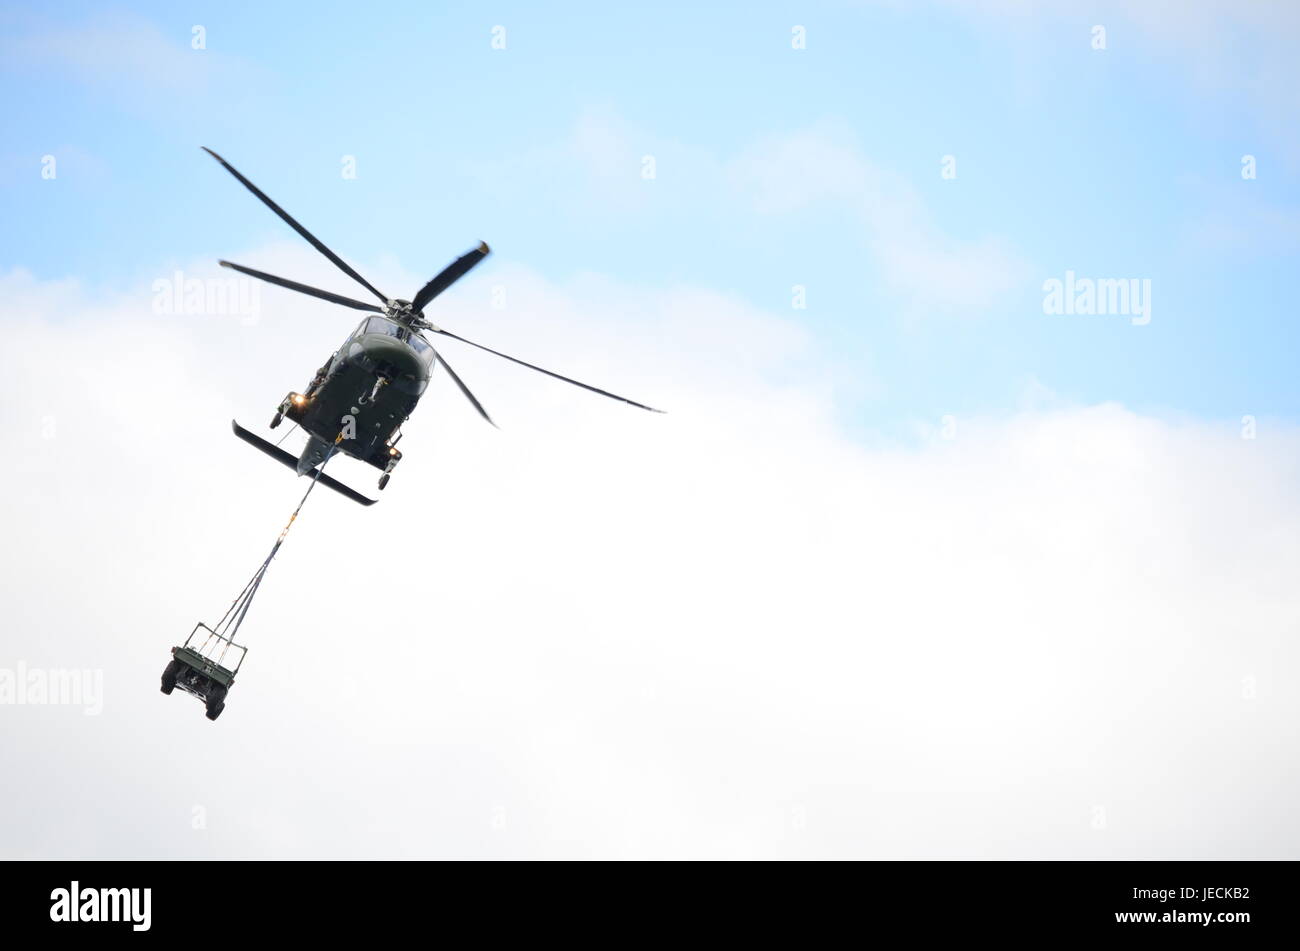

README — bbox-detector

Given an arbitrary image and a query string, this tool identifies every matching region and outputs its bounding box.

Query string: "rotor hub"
[384,299,416,324]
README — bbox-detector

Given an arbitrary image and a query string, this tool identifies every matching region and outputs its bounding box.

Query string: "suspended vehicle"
[202,147,662,505]
[161,624,245,721]
[161,448,336,720]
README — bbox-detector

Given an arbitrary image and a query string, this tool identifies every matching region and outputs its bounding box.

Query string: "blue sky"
[2,1,1298,437]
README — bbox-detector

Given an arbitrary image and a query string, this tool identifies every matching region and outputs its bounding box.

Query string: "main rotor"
[201,147,663,420]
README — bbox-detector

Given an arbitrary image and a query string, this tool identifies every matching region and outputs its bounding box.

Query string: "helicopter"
[203,147,663,505]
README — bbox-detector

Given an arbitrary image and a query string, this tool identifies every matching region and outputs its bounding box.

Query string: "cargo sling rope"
[197,440,341,666]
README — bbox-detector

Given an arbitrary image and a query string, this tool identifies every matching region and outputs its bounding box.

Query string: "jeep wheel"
[160,660,183,695]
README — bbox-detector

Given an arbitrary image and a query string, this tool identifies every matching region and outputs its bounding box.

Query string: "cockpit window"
[364,316,404,339]
[408,333,435,362]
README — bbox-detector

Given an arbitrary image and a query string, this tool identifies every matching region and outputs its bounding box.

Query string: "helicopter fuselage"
[276,315,435,478]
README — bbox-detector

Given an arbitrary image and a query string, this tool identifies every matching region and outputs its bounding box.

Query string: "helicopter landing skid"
[231,420,377,506]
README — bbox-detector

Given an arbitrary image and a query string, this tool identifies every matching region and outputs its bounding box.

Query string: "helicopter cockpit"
[355,316,435,363]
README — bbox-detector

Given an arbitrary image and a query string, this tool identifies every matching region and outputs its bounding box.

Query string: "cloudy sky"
[1,1,1298,858]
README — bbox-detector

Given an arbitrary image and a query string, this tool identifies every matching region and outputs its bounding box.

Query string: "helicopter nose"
[353,334,422,375]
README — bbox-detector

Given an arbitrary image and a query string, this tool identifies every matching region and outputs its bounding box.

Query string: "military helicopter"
[203,147,662,505]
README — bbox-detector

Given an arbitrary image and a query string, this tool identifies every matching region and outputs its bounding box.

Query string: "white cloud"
[468,105,725,222]
[911,0,1300,162]
[0,11,267,114]
[473,110,1028,319]
[0,254,1296,858]
[727,124,1030,317]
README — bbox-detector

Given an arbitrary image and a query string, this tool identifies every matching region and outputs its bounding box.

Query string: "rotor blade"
[427,327,665,413]
[202,147,388,304]
[432,348,497,428]
[411,242,490,313]
[219,261,382,313]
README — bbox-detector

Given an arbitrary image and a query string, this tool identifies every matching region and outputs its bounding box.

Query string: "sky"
[0,1,1298,859]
